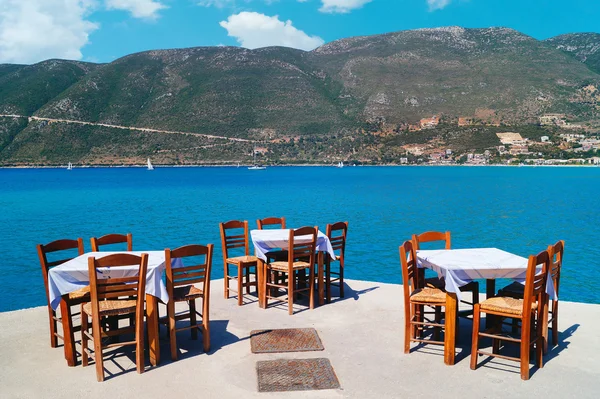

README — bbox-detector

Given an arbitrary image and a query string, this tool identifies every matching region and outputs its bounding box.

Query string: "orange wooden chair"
[90,233,132,251]
[324,221,348,303]
[264,226,317,315]
[400,240,449,355]
[219,220,258,305]
[498,240,564,352]
[470,249,550,380]
[81,253,148,382]
[37,238,89,350]
[412,231,480,311]
[164,244,213,360]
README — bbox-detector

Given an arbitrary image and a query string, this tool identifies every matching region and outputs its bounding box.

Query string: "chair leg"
[288,270,294,315]
[470,305,481,370]
[434,307,442,342]
[48,307,59,348]
[81,308,89,367]
[91,315,105,382]
[536,315,544,369]
[552,301,559,347]
[224,265,229,299]
[190,300,198,340]
[404,306,412,354]
[135,308,145,374]
[339,260,345,298]
[245,266,250,294]
[325,260,331,303]
[202,304,210,353]
[168,301,178,361]
[520,316,531,381]
[309,266,315,310]
[237,265,243,306]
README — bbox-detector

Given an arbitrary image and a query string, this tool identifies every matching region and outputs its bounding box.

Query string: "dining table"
[416,248,557,366]
[250,229,337,308]
[47,251,182,367]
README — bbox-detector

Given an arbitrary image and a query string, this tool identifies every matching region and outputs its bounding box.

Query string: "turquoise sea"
[1,166,599,312]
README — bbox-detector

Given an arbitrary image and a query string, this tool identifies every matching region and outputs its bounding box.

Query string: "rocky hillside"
[0,27,599,165]
[545,33,600,74]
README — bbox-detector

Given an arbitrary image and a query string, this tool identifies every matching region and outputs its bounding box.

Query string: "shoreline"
[1,163,600,169]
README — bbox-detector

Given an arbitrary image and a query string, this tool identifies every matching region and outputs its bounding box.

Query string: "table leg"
[485,279,496,329]
[257,259,265,308]
[59,296,76,367]
[444,292,457,366]
[146,295,160,366]
[318,252,324,306]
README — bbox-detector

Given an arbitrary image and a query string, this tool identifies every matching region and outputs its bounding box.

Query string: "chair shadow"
[325,282,380,304]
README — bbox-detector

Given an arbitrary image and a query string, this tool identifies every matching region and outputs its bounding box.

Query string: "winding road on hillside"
[0,114,255,143]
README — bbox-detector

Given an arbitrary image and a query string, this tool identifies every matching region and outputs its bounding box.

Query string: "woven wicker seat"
[269,260,311,272]
[68,286,90,300]
[173,285,204,301]
[225,255,258,264]
[479,296,537,316]
[82,299,137,317]
[497,281,525,298]
[410,287,447,304]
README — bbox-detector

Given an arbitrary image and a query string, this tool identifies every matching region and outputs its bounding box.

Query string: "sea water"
[0,166,599,312]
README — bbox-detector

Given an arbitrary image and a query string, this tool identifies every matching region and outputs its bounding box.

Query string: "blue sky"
[0,0,598,64]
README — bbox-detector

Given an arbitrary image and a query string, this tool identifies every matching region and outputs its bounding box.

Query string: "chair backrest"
[412,231,451,250]
[37,238,85,304]
[165,244,213,302]
[219,220,250,260]
[547,240,564,297]
[288,226,318,264]
[522,249,550,318]
[87,253,148,308]
[90,233,132,252]
[257,217,286,230]
[326,221,348,260]
[399,240,419,305]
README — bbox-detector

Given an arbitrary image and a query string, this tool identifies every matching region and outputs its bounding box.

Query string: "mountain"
[0,27,599,165]
[545,33,600,74]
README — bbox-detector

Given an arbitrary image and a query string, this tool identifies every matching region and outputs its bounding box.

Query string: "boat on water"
[67,162,73,170]
[147,158,154,170]
[337,161,344,168]
[248,148,266,170]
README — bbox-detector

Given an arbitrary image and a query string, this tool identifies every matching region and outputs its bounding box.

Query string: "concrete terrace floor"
[1,278,599,398]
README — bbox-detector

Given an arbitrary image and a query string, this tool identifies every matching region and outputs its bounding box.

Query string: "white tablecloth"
[417,248,557,301]
[47,251,183,310]
[250,229,336,262]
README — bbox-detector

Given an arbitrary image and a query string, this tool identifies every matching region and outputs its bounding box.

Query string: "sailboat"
[337,161,344,168]
[67,162,73,170]
[147,158,154,170]
[248,148,266,170]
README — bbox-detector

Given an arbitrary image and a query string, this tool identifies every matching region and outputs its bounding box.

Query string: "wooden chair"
[264,226,317,315]
[37,238,89,349]
[324,221,348,303]
[400,240,449,354]
[470,249,550,380]
[412,231,480,311]
[90,233,132,252]
[498,240,564,353]
[219,220,258,306]
[81,253,148,382]
[164,244,213,361]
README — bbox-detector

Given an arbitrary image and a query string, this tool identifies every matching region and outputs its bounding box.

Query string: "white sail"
[248,147,266,170]
[67,162,72,170]
[147,158,154,170]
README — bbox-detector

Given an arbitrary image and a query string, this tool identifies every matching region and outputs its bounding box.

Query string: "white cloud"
[219,12,324,51]
[427,0,451,11]
[0,0,98,64]
[319,0,372,14]
[197,0,235,7]
[105,0,168,19]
